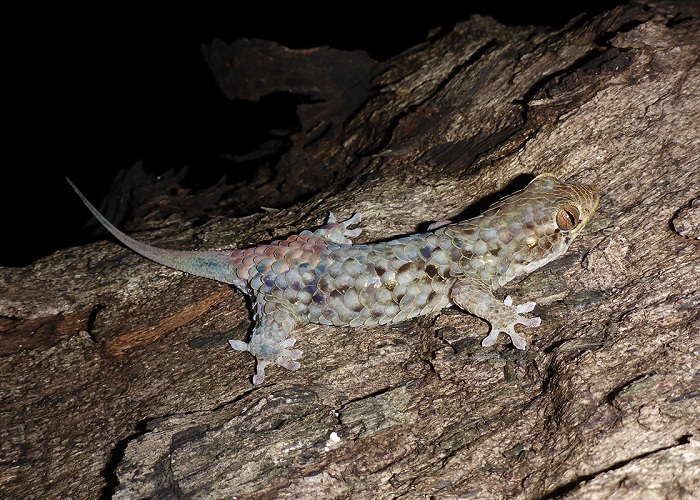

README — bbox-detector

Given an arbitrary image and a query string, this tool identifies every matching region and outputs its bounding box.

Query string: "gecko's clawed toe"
[342,212,362,227]
[481,329,501,347]
[343,228,362,238]
[228,339,249,352]
[277,359,301,371]
[515,301,537,314]
[252,361,269,385]
[506,327,529,350]
[341,213,362,239]
[522,316,541,328]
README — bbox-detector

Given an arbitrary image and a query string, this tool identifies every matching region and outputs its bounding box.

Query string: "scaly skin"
[68,174,600,384]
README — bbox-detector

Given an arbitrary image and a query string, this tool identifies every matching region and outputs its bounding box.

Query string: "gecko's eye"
[556,205,581,231]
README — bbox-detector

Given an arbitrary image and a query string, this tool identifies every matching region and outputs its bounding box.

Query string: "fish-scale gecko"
[68,174,600,384]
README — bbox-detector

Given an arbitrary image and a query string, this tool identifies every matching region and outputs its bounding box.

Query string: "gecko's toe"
[343,228,362,238]
[277,345,303,371]
[280,339,303,360]
[228,339,249,352]
[481,329,501,348]
[427,219,453,230]
[281,338,297,348]
[252,361,269,385]
[342,212,362,227]
[515,301,537,314]
[341,213,362,239]
[277,359,301,371]
[522,316,541,328]
[507,328,529,350]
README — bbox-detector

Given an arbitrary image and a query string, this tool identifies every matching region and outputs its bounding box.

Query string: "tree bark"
[2,1,699,498]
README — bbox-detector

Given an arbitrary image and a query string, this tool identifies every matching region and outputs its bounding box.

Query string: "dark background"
[2,2,626,267]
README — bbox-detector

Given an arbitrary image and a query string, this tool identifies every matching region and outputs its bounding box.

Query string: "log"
[1,1,699,497]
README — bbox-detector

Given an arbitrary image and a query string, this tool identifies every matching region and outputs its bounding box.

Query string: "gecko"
[68,173,600,384]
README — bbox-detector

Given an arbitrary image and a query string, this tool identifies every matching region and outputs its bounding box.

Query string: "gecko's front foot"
[480,295,541,350]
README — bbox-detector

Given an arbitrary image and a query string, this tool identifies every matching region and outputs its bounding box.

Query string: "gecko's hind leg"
[229,300,302,385]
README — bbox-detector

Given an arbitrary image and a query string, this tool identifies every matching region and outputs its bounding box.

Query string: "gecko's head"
[523,173,600,241]
[484,173,600,284]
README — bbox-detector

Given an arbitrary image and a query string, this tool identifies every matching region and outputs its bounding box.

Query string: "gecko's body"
[68,174,600,384]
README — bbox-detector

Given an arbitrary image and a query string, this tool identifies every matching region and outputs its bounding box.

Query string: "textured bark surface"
[2,1,699,498]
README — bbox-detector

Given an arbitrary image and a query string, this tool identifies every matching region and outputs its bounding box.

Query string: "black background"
[2,2,626,266]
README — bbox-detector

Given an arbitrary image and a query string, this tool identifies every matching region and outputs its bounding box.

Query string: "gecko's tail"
[67,178,238,285]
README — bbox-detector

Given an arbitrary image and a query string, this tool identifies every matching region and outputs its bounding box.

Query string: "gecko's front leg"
[229,298,302,384]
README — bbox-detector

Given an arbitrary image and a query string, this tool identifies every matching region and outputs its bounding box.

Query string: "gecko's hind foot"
[251,349,302,384]
[229,337,303,384]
